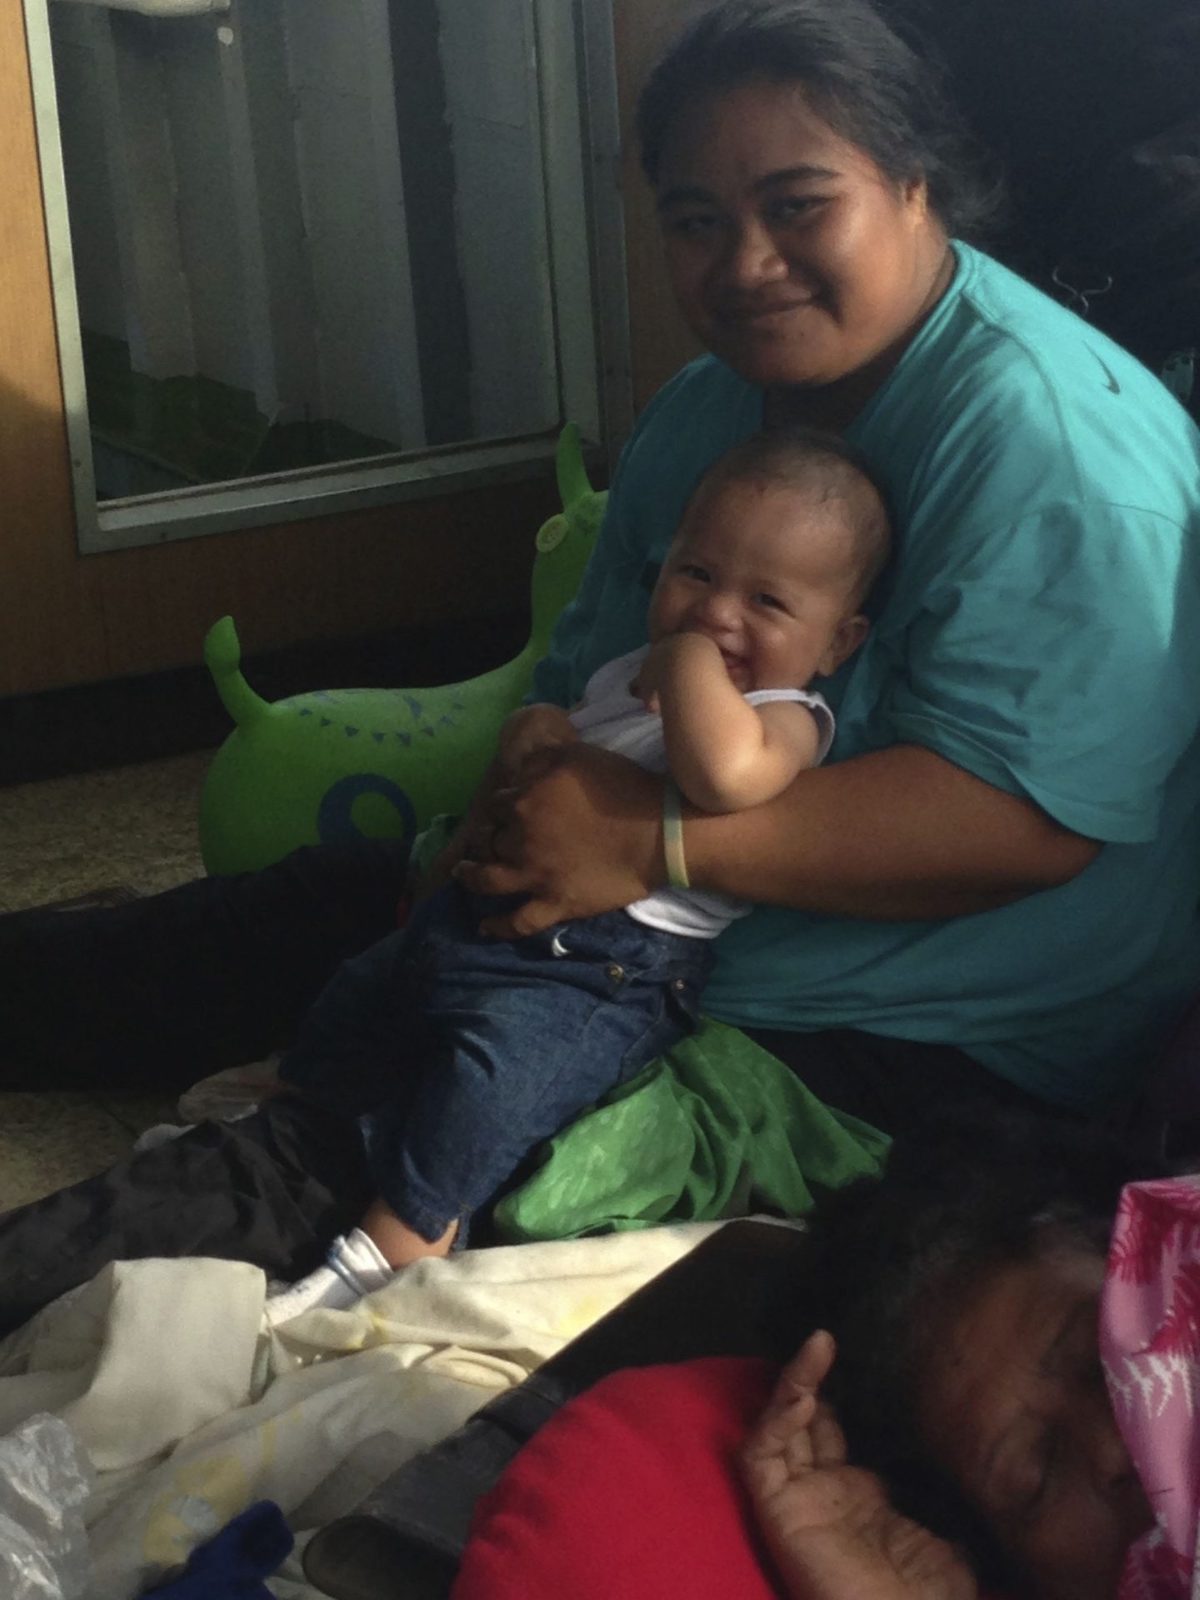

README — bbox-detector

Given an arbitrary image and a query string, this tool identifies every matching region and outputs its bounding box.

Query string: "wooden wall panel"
[1,0,700,698]
[1,0,109,693]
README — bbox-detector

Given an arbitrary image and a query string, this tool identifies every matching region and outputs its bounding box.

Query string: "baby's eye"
[755,591,788,611]
[680,563,711,582]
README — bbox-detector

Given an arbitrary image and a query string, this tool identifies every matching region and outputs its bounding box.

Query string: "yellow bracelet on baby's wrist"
[662,780,690,891]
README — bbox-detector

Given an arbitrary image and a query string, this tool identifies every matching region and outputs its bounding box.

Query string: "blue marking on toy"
[317,774,418,848]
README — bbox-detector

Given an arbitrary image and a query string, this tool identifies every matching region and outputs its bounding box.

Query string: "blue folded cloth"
[143,1501,293,1598]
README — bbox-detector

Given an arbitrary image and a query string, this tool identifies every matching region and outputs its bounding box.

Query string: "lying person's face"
[918,1246,1154,1599]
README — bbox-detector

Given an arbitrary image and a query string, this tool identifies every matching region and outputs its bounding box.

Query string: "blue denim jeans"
[280,885,712,1244]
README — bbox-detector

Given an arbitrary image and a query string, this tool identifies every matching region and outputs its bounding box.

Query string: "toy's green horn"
[204,616,270,728]
[555,422,592,512]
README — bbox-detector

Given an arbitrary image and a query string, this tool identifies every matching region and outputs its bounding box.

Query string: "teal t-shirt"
[532,244,1200,1110]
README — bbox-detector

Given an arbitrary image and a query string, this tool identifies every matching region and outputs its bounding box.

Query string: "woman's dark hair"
[635,0,1000,241]
[805,1106,1156,1588]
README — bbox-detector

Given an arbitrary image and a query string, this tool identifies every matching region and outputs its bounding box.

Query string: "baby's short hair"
[694,426,893,602]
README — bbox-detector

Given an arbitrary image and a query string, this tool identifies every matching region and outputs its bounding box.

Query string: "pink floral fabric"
[1101,1175,1200,1599]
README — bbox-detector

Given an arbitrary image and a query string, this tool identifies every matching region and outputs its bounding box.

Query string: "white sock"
[264,1228,395,1327]
[133,1122,191,1153]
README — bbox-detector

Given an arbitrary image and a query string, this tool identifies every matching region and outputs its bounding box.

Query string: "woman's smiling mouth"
[725,298,817,325]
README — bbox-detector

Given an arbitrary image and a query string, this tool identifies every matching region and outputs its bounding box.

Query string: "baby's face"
[647,476,869,692]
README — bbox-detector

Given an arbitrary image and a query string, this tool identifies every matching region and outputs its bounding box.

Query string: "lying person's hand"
[453,742,664,937]
[741,1331,978,1600]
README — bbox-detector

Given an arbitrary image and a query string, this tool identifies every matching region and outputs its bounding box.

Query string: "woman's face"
[919,1247,1154,1600]
[655,77,950,397]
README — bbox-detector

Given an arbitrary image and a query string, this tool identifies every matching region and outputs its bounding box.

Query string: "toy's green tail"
[555,421,591,511]
[204,616,270,728]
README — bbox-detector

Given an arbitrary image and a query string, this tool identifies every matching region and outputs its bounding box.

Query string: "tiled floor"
[0,751,211,1208]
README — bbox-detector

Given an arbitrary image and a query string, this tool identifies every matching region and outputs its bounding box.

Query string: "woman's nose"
[723,219,788,289]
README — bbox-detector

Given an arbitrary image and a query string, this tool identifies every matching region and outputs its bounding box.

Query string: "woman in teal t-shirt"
[458,0,1200,1117]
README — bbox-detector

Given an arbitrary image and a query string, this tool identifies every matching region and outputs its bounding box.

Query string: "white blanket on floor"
[0,1225,718,1599]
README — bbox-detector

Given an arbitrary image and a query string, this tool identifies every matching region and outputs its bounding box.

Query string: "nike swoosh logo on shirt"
[1090,349,1121,394]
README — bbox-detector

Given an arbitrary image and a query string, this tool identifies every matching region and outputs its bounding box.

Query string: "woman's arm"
[455,740,1099,937]
[638,633,822,811]
[683,742,1099,914]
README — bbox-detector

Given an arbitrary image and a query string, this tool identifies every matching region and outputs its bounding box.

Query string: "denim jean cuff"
[374,1173,470,1252]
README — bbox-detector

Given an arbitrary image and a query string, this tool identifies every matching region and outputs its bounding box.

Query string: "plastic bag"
[0,1414,93,1600]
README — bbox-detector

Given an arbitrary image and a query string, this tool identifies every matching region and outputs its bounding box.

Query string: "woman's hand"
[496,703,579,779]
[453,742,665,937]
[415,710,582,900]
[741,1332,978,1600]
[410,755,509,900]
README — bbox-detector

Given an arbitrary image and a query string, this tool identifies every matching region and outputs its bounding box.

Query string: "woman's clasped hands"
[453,738,666,940]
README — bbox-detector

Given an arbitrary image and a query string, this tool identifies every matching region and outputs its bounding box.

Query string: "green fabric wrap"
[494,1018,890,1241]
[407,814,460,887]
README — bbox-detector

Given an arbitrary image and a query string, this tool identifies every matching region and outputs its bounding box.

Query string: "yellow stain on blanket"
[552,1292,612,1341]
[141,1451,259,1568]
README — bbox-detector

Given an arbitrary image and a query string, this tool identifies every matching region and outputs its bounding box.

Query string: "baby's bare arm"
[643,633,821,812]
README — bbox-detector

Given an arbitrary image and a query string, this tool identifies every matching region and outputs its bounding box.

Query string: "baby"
[266,426,890,1323]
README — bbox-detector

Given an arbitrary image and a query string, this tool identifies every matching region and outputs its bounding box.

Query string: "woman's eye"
[667,212,719,239]
[768,195,823,224]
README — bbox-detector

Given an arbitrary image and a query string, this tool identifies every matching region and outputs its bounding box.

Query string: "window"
[27,0,629,551]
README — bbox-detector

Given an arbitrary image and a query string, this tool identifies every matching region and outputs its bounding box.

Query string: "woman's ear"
[818,614,869,676]
[901,171,930,220]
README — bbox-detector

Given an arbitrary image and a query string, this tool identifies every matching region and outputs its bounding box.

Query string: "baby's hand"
[497,703,578,780]
[635,632,721,711]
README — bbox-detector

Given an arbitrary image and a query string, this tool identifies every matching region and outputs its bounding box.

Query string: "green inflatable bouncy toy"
[198,425,604,875]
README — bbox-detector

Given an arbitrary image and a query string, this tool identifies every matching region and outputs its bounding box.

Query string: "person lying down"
[740,1110,1190,1600]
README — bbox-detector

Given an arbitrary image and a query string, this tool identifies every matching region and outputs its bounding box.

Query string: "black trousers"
[0,837,415,1094]
[0,837,1050,1337]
